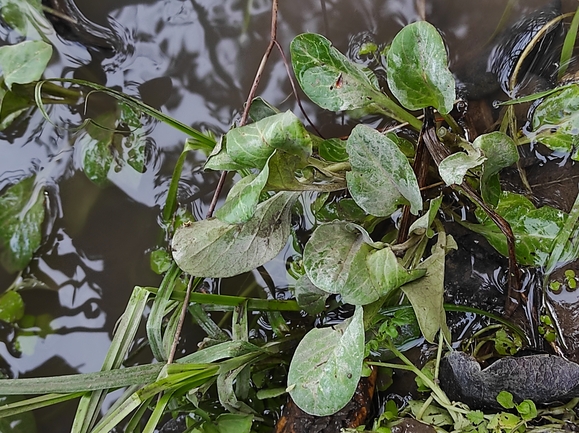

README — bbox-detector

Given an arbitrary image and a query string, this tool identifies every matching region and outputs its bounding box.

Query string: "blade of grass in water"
[559,5,579,81]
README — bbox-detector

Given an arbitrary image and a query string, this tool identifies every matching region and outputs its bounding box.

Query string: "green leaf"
[463,192,566,266]
[529,84,579,159]
[0,0,50,39]
[408,195,442,237]
[0,86,33,131]
[0,40,52,89]
[438,146,485,186]
[216,111,312,170]
[291,33,382,113]
[215,162,270,224]
[288,306,364,416]
[474,131,519,206]
[386,21,455,114]
[0,176,45,273]
[0,291,24,323]
[214,413,253,433]
[303,221,424,305]
[294,274,328,315]
[516,400,537,421]
[346,124,422,216]
[317,137,348,162]
[172,191,299,278]
[248,97,279,122]
[266,152,346,192]
[401,230,453,343]
[290,33,421,128]
[496,390,515,409]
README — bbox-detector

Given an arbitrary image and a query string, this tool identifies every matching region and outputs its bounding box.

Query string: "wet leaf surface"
[0,176,45,273]
[290,33,383,113]
[346,124,422,217]
[463,192,566,266]
[294,275,327,315]
[172,191,299,278]
[530,84,579,159]
[0,40,52,89]
[438,146,485,186]
[440,351,579,409]
[303,221,424,305]
[288,306,364,416]
[214,111,312,170]
[474,132,519,206]
[386,21,455,114]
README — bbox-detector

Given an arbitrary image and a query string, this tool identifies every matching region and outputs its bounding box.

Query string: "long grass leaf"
[0,364,163,395]
[0,392,85,418]
[72,286,151,432]
[147,263,181,361]
[143,286,301,311]
[559,5,579,80]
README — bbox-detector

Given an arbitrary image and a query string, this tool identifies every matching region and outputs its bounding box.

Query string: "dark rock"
[439,351,579,409]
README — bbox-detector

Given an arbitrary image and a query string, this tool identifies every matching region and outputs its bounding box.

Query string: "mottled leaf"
[386,21,455,114]
[346,124,422,216]
[463,192,566,266]
[215,160,270,224]
[290,33,419,127]
[303,221,424,305]
[219,111,312,170]
[317,137,348,162]
[474,131,519,206]
[288,306,364,416]
[294,274,327,315]
[172,191,299,278]
[529,84,579,159]
[0,40,52,89]
[0,176,45,273]
[438,146,485,186]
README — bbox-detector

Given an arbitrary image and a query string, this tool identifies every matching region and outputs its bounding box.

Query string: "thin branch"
[167,276,194,364]
[206,0,279,218]
[273,40,324,138]
[422,108,522,317]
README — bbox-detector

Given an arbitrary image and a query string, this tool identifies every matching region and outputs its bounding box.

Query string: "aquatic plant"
[3,0,579,432]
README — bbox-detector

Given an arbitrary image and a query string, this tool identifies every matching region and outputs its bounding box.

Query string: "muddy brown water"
[2,0,579,431]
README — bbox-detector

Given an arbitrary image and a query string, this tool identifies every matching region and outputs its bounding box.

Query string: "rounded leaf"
[386,21,455,114]
[288,306,364,416]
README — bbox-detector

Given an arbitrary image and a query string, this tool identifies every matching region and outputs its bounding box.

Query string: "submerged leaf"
[303,221,424,305]
[172,191,299,278]
[346,124,422,216]
[288,306,364,416]
[0,40,52,89]
[0,290,25,323]
[0,176,45,273]
[386,21,455,114]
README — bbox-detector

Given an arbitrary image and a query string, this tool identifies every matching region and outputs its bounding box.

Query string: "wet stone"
[440,351,579,409]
